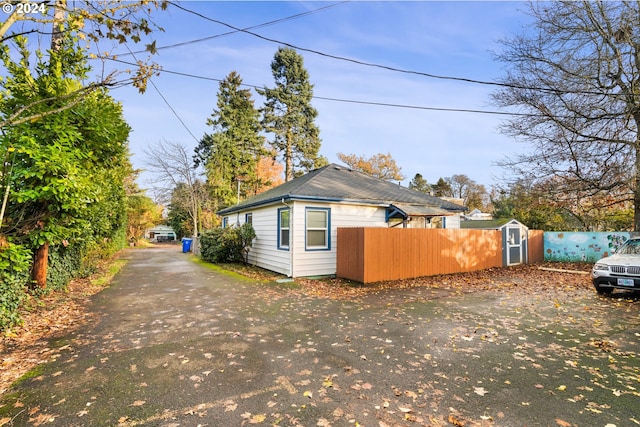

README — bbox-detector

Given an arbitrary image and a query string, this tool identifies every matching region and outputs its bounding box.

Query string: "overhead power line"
[165,1,500,86]
[312,96,517,116]
[121,46,200,143]
[165,1,623,99]
[164,1,586,97]
[122,2,347,56]
[102,2,589,120]
[107,57,535,117]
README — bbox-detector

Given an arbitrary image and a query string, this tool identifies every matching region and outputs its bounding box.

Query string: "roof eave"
[218,196,464,216]
[217,195,394,215]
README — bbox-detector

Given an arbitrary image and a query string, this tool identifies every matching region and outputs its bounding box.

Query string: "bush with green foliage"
[45,244,84,292]
[0,240,31,330]
[200,223,256,264]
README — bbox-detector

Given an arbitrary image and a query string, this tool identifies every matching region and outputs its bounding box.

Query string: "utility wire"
[121,2,347,56]
[166,1,623,99]
[312,96,517,116]
[121,46,200,143]
[148,77,201,143]
[109,3,345,143]
[165,1,569,96]
[107,57,535,117]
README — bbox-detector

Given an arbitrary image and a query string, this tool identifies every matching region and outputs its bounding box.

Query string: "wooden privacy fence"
[528,229,544,263]
[337,228,544,284]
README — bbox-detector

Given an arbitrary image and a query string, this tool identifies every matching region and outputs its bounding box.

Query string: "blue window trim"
[277,207,290,251]
[305,207,331,251]
[245,212,253,224]
[222,217,229,228]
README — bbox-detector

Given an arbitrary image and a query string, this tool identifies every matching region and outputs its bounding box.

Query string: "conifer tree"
[195,72,265,207]
[259,47,327,181]
[409,174,431,193]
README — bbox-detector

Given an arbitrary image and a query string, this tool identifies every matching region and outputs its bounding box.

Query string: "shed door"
[506,226,522,265]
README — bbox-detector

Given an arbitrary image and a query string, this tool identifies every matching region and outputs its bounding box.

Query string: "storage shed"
[461,218,529,266]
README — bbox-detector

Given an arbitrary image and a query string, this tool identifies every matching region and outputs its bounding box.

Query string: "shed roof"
[218,163,466,215]
[460,218,525,230]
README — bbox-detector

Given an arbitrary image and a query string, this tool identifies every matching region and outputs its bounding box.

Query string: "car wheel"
[594,284,613,295]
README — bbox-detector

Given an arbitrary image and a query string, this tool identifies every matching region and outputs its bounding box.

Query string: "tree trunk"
[50,0,66,52]
[192,199,198,238]
[285,131,293,182]
[28,0,65,289]
[31,242,49,289]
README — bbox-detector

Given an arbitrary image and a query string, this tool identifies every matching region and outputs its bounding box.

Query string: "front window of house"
[278,208,290,250]
[306,208,330,250]
[245,213,253,224]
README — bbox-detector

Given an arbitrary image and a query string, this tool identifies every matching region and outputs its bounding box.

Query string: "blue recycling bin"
[182,238,193,253]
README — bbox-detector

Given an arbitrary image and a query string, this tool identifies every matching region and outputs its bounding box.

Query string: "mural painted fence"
[337,228,543,284]
[544,231,631,263]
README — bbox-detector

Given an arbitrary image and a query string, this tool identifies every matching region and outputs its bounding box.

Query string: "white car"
[592,238,640,294]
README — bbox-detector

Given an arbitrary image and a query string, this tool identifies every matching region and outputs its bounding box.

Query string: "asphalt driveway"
[1,246,639,427]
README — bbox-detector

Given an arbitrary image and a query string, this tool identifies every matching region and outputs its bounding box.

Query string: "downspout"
[281,198,293,277]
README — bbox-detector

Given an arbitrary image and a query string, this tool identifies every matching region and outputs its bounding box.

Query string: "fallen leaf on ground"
[474,387,488,396]
[249,414,266,424]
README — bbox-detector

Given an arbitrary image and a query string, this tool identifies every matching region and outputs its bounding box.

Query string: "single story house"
[217,163,466,277]
[146,224,177,242]
[463,208,493,221]
[461,218,528,265]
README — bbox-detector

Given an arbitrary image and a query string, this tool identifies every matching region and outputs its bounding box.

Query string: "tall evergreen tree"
[408,174,431,193]
[195,72,265,207]
[258,47,327,181]
[431,178,452,198]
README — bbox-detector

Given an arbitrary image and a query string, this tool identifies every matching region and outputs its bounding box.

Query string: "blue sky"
[104,1,533,190]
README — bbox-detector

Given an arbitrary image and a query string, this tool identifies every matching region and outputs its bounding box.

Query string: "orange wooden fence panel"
[336,227,366,283]
[337,228,504,283]
[528,229,544,264]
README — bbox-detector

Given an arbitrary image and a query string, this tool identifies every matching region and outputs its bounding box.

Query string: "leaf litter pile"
[2,261,640,427]
[227,262,595,304]
[0,273,111,397]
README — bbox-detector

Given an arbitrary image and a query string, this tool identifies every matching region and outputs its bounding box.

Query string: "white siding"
[249,206,292,275]
[224,201,387,277]
[224,206,291,276]
[292,202,386,277]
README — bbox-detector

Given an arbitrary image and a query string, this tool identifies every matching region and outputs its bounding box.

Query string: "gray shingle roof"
[460,219,522,229]
[218,163,466,215]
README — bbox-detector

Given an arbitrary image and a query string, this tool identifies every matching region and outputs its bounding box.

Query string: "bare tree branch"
[143,140,204,237]
[493,1,640,230]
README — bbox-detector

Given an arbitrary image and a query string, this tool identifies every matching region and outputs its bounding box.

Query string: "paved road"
[1,247,639,426]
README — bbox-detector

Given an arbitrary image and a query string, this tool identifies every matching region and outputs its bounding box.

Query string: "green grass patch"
[91,259,127,287]
[190,257,255,282]
[190,257,302,288]
[13,364,46,387]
